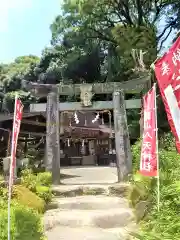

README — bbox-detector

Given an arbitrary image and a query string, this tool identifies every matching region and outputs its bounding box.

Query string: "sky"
[0,0,175,64]
[0,0,61,63]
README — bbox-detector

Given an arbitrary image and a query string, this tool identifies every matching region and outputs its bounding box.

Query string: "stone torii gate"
[23,74,150,184]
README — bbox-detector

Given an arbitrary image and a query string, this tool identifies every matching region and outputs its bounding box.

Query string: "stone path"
[60,166,118,185]
[44,184,137,240]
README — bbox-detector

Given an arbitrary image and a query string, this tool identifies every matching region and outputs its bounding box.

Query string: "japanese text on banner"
[10,99,23,185]
[155,37,180,153]
[140,86,157,177]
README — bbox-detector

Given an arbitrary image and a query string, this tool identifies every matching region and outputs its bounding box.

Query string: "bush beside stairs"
[44,184,137,240]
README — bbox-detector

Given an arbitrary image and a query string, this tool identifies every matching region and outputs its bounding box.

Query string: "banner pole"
[154,83,160,212]
[7,94,18,240]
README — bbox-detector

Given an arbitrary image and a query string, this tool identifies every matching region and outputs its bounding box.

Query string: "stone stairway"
[44,184,137,240]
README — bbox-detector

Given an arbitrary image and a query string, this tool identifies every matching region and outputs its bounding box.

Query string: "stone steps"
[45,226,135,240]
[44,207,134,230]
[52,183,131,197]
[44,183,136,240]
[48,195,129,210]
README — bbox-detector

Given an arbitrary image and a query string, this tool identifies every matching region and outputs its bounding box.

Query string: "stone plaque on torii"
[23,73,151,184]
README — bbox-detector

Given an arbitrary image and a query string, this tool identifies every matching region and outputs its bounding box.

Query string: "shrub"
[20,169,37,192]
[12,185,45,213]
[36,185,52,203]
[21,169,53,203]
[0,202,45,240]
[131,138,141,172]
[128,173,153,207]
[132,135,180,240]
[36,172,52,187]
[159,132,176,151]
[0,186,8,201]
[0,172,47,239]
[0,175,4,182]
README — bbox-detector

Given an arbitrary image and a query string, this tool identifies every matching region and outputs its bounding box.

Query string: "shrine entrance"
[24,74,151,184]
[59,110,116,167]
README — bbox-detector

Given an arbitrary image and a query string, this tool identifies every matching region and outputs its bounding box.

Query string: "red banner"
[140,85,157,177]
[155,37,180,152]
[9,97,23,185]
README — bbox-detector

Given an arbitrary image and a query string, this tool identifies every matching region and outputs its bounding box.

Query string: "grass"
[131,134,180,240]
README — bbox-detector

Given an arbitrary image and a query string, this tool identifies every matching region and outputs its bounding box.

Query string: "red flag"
[9,97,23,186]
[8,97,23,240]
[155,37,180,153]
[140,85,157,177]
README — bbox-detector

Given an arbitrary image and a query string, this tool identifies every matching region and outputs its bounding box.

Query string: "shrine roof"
[0,112,45,122]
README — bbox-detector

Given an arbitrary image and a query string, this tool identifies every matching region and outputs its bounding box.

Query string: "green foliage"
[36,172,52,187]
[0,175,4,182]
[132,134,180,240]
[131,138,141,172]
[0,202,44,240]
[48,0,178,86]
[21,169,37,192]
[0,171,50,239]
[0,186,8,201]
[1,0,178,138]
[128,173,156,209]
[0,55,39,112]
[0,182,45,239]
[159,132,176,151]
[132,133,177,172]
[35,185,53,203]
[3,90,36,112]
[21,169,53,203]
[12,185,45,213]
[112,25,157,69]
[0,55,39,90]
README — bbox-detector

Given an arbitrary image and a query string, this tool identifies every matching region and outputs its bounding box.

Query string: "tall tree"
[0,55,40,93]
[49,0,179,83]
[0,55,39,112]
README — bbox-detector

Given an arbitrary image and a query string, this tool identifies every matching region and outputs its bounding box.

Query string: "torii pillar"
[113,91,132,181]
[22,81,60,185]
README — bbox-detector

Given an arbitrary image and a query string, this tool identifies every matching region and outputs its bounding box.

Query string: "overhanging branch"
[158,25,173,52]
[157,20,176,41]
[88,27,117,44]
